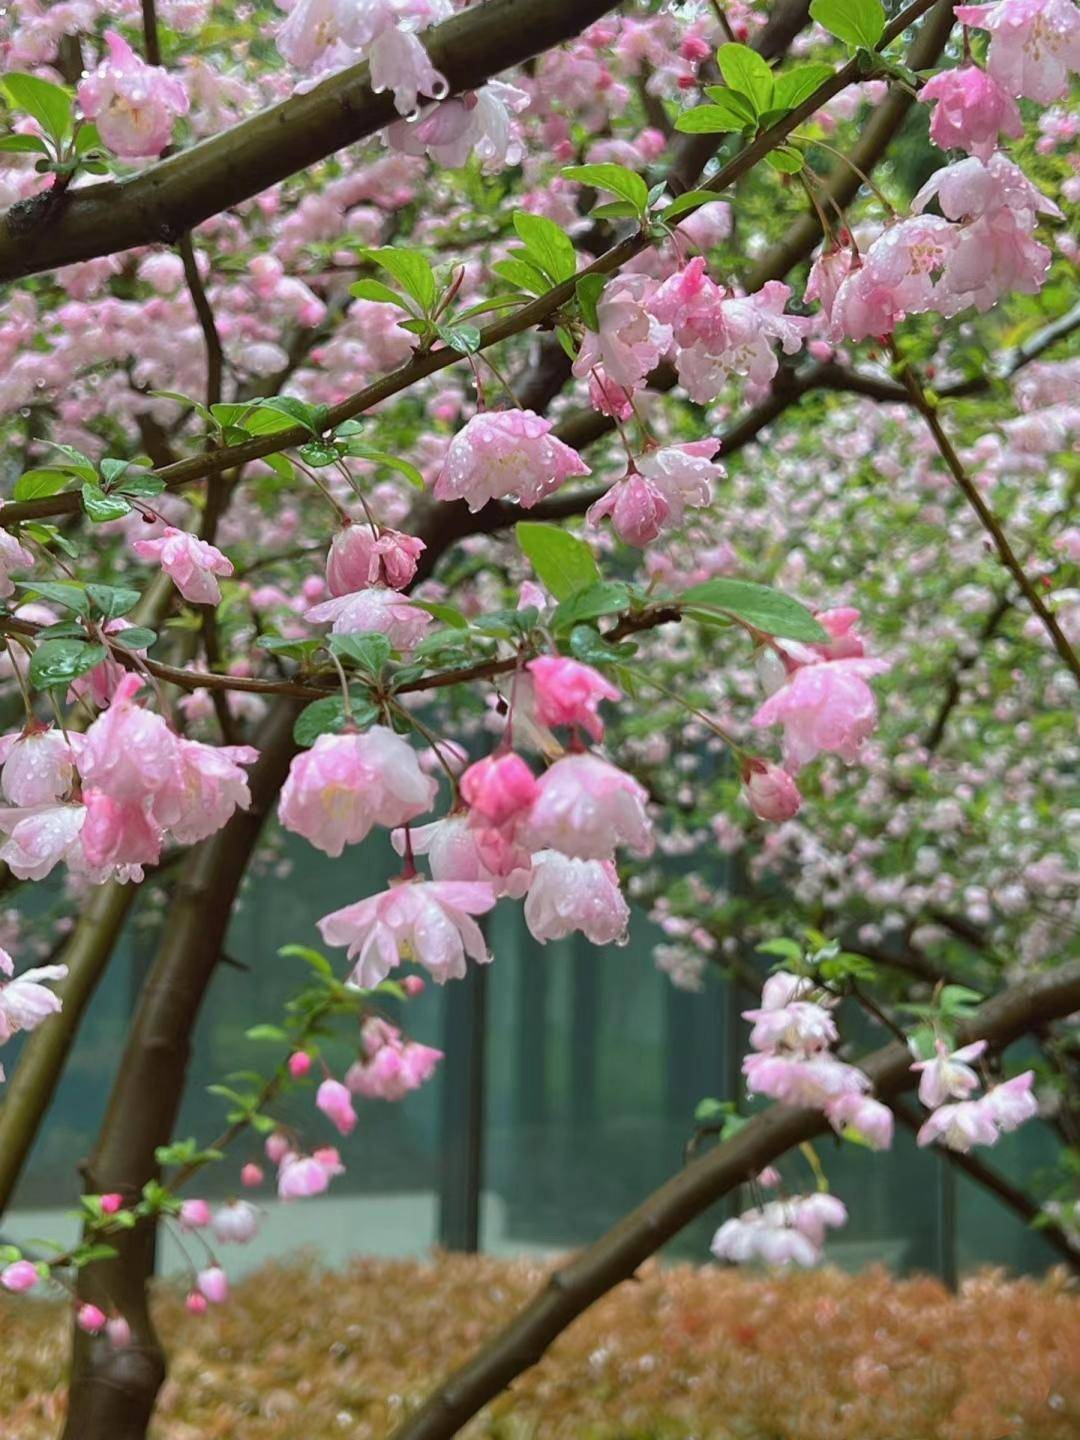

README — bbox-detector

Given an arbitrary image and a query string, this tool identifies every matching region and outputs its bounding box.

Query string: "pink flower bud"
[326,522,425,595]
[1,1259,39,1293]
[197,1265,229,1304]
[240,1162,264,1188]
[76,1303,108,1335]
[742,759,802,822]
[265,1131,290,1164]
[185,1290,208,1315]
[402,975,425,997]
[316,1078,358,1137]
[288,1051,312,1079]
[179,1198,211,1228]
[99,1193,123,1215]
[460,752,538,828]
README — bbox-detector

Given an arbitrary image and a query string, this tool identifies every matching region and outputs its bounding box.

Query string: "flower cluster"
[711,1192,848,1268]
[913,1039,1038,1152]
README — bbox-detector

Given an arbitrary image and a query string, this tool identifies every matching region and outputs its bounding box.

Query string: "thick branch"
[390,959,1080,1440]
[0,0,620,281]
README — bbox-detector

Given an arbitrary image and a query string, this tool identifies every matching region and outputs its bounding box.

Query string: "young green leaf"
[13,469,72,502]
[1,73,72,147]
[349,278,411,309]
[809,0,886,51]
[660,188,722,222]
[81,484,132,523]
[293,692,379,747]
[511,212,577,285]
[516,522,599,601]
[675,92,757,133]
[772,61,836,111]
[86,584,141,619]
[560,163,650,214]
[716,43,775,113]
[680,579,828,641]
[28,639,107,691]
[363,247,437,312]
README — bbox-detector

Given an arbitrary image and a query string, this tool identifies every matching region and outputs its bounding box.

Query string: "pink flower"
[279,727,437,857]
[434,409,590,512]
[368,24,448,117]
[572,275,672,391]
[386,81,529,171]
[132,527,233,606]
[460,752,538,827]
[317,878,496,987]
[752,656,890,771]
[916,1095,1001,1151]
[911,1038,986,1108]
[326,522,425,595]
[920,64,1023,161]
[0,727,77,806]
[1,1260,39,1293]
[186,1291,208,1315]
[179,1198,211,1228]
[79,675,179,808]
[304,586,432,651]
[829,216,958,341]
[742,1051,871,1108]
[526,657,620,742]
[985,1070,1038,1131]
[586,473,672,547]
[586,367,636,419]
[712,1194,846,1268]
[588,440,723,545]
[154,741,259,845]
[393,815,532,898]
[77,31,189,158]
[742,999,837,1055]
[80,790,163,872]
[346,1024,443,1099]
[76,1303,108,1335]
[0,803,88,882]
[196,1265,229,1304]
[825,1093,895,1150]
[0,962,67,1043]
[106,1316,132,1349]
[240,1163,264,1188]
[955,0,1080,104]
[0,529,34,599]
[211,1200,260,1245]
[288,1050,312,1078]
[277,1153,331,1200]
[742,759,802,822]
[521,754,653,860]
[99,1193,123,1215]
[68,619,147,709]
[316,1077,358,1136]
[523,850,630,945]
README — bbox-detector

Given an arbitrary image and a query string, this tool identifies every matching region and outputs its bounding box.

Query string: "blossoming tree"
[0,0,1077,1436]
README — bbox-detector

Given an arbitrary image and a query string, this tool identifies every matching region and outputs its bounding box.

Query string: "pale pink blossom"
[711,1194,846,1268]
[825,1093,895,1150]
[742,1051,872,1108]
[279,727,436,857]
[211,1200,261,1244]
[920,64,1023,161]
[154,741,259,845]
[0,727,77,807]
[911,1038,986,1108]
[1,1260,39,1293]
[317,878,496,986]
[132,527,233,606]
[742,759,802,822]
[277,1150,340,1199]
[434,409,590,512]
[526,656,620,742]
[752,657,890,771]
[0,803,88,882]
[0,961,67,1042]
[316,1077,358,1136]
[955,0,1080,104]
[460,752,538,827]
[393,815,532,897]
[346,1022,443,1099]
[916,1095,1002,1151]
[985,1070,1038,1131]
[79,675,179,808]
[742,999,838,1055]
[572,275,673,391]
[368,24,448,117]
[521,753,653,860]
[326,522,425,594]
[80,790,163,872]
[0,528,34,599]
[385,81,529,170]
[586,473,673,547]
[196,1265,228,1304]
[304,586,432,651]
[77,30,189,158]
[523,849,630,945]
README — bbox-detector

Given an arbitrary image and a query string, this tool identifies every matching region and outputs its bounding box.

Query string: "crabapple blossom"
[916,1095,1003,1151]
[586,472,673,547]
[0,961,67,1043]
[185,1292,208,1316]
[0,803,90,882]
[0,527,34,599]
[1,1259,40,1292]
[76,1303,108,1335]
[79,675,179,808]
[920,65,1024,162]
[741,759,802,822]
[211,1201,261,1245]
[588,440,722,545]
[240,1163,264,1188]
[525,656,620,742]
[711,1194,848,1268]
[277,1149,341,1200]
[0,727,77,807]
[345,1020,443,1099]
[521,753,654,860]
[743,1052,873,1108]
[385,81,529,169]
[288,1051,312,1078]
[572,275,673,392]
[155,741,260,845]
[304,586,432,650]
[393,816,532,897]
[825,1093,895,1150]
[433,409,590,511]
[179,1198,211,1228]
[460,751,538,827]
[523,849,630,945]
[132,527,234,606]
[197,1266,229,1304]
[985,1070,1039,1131]
[741,996,838,1055]
[326,522,425,594]
[317,878,496,986]
[752,656,890,771]
[955,0,1080,104]
[77,30,189,158]
[910,1038,987,1108]
[316,1077,358,1136]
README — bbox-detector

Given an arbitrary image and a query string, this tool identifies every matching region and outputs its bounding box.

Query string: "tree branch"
[390,959,1080,1440]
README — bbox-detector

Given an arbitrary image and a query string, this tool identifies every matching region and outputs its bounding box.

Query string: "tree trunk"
[61,699,298,1440]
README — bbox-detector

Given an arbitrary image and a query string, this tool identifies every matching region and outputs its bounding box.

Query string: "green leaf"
[99,457,134,487]
[86,584,140,619]
[516,522,599,602]
[279,943,334,977]
[660,188,721,222]
[567,624,636,665]
[773,62,836,111]
[343,445,425,489]
[809,0,885,50]
[675,93,757,133]
[298,440,341,467]
[492,256,550,296]
[1,73,71,146]
[757,937,803,960]
[81,484,131,522]
[766,146,805,174]
[111,626,156,650]
[349,278,411,309]
[329,632,391,671]
[115,471,166,499]
[39,443,96,480]
[413,600,468,628]
[28,639,107,692]
[588,200,641,220]
[576,273,607,331]
[717,43,774,113]
[17,580,89,614]
[552,580,631,632]
[437,323,482,354]
[560,163,650,214]
[245,1024,288,1042]
[292,692,379,747]
[0,133,50,155]
[13,469,72,502]
[251,395,325,435]
[363,247,436,312]
[511,212,577,285]
[681,579,827,641]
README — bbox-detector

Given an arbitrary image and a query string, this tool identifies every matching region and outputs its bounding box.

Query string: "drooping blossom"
[587,440,722,545]
[277,1147,343,1200]
[196,1265,229,1304]
[132,527,233,606]
[304,586,432,650]
[742,994,838,1055]
[317,878,496,986]
[910,1038,987,1108]
[77,30,189,157]
[955,0,1080,104]
[433,409,590,512]
[711,1193,847,1268]
[460,751,538,828]
[76,1303,108,1335]
[743,1052,873,1108]
[1,1260,39,1293]
[0,803,90,882]
[211,1200,261,1244]
[326,522,425,594]
[392,815,532,897]
[521,754,653,860]
[79,675,179,808]
[0,528,34,599]
[154,741,259,845]
[752,656,890,771]
[179,1198,211,1228]
[825,1093,895,1150]
[572,275,673,392]
[279,727,437,857]
[288,1051,312,1078]
[920,64,1024,161]
[0,958,67,1043]
[585,473,673,548]
[526,656,620,742]
[316,1077,358,1136]
[384,81,529,170]
[741,759,802,822]
[985,1070,1039,1131]
[80,789,163,872]
[0,727,77,807]
[345,1018,443,1100]
[523,849,630,945]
